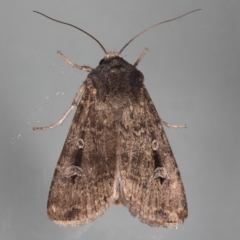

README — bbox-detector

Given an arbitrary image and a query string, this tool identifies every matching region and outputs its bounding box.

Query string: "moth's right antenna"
[119,9,201,54]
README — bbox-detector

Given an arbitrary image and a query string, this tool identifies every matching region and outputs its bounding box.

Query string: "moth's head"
[99,52,122,65]
[104,52,121,59]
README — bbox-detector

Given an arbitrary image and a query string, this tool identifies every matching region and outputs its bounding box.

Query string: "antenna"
[33,11,107,54]
[119,9,201,54]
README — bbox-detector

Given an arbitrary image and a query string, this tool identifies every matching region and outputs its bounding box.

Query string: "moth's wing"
[47,81,119,226]
[119,86,188,227]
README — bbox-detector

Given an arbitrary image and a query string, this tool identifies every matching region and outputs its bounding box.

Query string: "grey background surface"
[1,0,240,239]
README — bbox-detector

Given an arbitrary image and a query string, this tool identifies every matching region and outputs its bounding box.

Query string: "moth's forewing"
[47,57,187,227]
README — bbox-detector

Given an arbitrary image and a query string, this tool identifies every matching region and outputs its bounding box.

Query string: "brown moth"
[33,9,200,227]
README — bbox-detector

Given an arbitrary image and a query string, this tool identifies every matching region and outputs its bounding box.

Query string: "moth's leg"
[33,83,86,131]
[162,120,186,129]
[58,51,93,72]
[134,48,149,67]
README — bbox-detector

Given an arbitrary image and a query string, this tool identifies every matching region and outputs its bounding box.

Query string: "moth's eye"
[99,59,105,65]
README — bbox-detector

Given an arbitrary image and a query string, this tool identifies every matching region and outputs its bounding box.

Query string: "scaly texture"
[47,57,187,227]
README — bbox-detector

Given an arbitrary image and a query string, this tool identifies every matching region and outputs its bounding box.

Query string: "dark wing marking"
[119,85,188,227]
[47,80,119,226]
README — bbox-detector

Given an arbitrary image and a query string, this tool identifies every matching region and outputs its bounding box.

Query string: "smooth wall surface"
[1,1,240,239]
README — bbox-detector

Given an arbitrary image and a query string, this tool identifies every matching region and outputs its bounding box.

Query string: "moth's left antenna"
[33,11,107,54]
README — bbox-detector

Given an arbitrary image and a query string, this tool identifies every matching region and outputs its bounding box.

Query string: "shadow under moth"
[33,9,200,228]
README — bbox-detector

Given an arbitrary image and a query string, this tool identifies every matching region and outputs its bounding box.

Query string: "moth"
[33,9,200,227]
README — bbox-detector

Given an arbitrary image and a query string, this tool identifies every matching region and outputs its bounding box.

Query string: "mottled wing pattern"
[119,85,188,227]
[47,80,119,225]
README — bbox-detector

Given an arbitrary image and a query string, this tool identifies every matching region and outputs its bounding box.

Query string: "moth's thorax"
[87,56,144,108]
